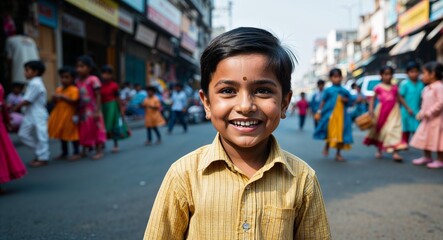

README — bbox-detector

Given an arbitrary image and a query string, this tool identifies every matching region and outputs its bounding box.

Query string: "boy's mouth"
[229,120,261,128]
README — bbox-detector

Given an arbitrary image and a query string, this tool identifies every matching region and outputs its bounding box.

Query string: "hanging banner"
[118,9,134,34]
[398,0,430,36]
[38,0,57,28]
[146,0,181,37]
[65,0,119,27]
[135,24,157,47]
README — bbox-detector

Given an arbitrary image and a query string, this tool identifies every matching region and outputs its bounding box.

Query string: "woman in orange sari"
[142,86,165,145]
[48,67,80,160]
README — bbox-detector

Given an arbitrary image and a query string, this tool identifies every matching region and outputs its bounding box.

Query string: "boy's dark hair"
[329,68,342,77]
[101,64,114,74]
[11,82,24,89]
[317,79,325,86]
[423,61,443,80]
[24,60,46,76]
[58,66,77,78]
[134,83,141,88]
[300,92,306,96]
[146,86,158,93]
[200,27,296,96]
[175,83,183,89]
[380,66,395,75]
[406,61,420,72]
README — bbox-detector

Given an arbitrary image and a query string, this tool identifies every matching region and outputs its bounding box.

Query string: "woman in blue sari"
[314,69,354,161]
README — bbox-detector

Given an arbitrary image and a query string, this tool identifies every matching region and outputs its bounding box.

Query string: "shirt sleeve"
[294,173,331,240]
[23,82,43,103]
[144,165,190,240]
[89,76,101,89]
[399,82,407,97]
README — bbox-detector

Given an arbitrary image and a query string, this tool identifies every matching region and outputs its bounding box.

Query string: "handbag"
[354,112,374,130]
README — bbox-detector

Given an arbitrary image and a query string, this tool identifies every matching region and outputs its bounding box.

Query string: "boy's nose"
[236,94,256,114]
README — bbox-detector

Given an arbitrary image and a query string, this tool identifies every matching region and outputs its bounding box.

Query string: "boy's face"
[330,74,342,85]
[407,68,420,81]
[24,67,38,80]
[199,54,291,149]
[60,73,74,86]
[101,72,113,81]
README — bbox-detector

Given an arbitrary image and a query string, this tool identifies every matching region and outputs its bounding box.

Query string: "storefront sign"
[38,0,57,28]
[371,10,385,50]
[384,0,398,27]
[156,35,175,56]
[66,0,119,27]
[431,0,443,21]
[62,13,85,38]
[122,0,144,13]
[135,24,157,47]
[180,16,198,52]
[118,9,133,34]
[398,0,430,36]
[147,0,181,37]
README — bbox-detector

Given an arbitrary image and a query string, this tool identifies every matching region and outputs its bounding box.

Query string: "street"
[1,116,443,240]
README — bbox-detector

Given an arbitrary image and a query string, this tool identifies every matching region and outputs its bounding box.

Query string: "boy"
[14,60,50,167]
[310,79,325,128]
[167,83,188,134]
[144,27,330,239]
[399,61,424,143]
[294,92,309,130]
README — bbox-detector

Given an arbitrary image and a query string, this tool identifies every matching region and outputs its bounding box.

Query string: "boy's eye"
[219,88,236,94]
[255,88,273,95]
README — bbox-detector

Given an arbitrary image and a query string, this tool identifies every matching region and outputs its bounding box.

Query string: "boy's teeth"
[233,120,258,127]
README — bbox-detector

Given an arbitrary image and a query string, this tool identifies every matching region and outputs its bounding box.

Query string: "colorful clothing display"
[410,81,443,152]
[364,84,407,152]
[0,84,27,183]
[314,85,353,149]
[76,75,106,147]
[48,85,79,141]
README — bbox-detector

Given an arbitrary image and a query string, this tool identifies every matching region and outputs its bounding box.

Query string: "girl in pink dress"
[0,84,27,192]
[76,56,107,160]
[410,62,443,169]
[364,66,411,162]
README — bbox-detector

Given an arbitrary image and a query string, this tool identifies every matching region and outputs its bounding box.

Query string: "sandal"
[412,157,433,166]
[68,154,81,161]
[54,155,67,160]
[392,153,403,163]
[335,155,346,162]
[28,160,49,168]
[322,148,329,157]
[91,152,104,160]
[111,147,119,153]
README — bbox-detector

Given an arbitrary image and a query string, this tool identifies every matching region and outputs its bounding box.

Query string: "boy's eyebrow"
[214,79,278,87]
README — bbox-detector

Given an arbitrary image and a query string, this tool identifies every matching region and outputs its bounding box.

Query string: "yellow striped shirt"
[144,134,331,239]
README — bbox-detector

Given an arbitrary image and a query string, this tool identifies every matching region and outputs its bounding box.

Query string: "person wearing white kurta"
[18,76,50,161]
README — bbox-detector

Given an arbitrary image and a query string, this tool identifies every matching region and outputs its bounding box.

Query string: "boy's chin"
[220,134,270,149]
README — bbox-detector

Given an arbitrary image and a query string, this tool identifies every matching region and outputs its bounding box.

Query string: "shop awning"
[178,52,199,68]
[427,21,443,40]
[389,31,426,56]
[353,56,376,70]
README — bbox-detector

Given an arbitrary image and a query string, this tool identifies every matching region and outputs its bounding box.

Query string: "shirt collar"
[199,133,296,177]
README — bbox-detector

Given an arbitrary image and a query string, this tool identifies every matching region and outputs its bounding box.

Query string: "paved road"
[1,116,443,239]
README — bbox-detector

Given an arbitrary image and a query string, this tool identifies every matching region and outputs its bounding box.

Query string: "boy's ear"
[281,90,292,117]
[199,90,211,119]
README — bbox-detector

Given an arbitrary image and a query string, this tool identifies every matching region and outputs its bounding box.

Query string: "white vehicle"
[356,73,408,99]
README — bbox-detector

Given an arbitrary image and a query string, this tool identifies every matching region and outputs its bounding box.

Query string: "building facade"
[0,0,213,95]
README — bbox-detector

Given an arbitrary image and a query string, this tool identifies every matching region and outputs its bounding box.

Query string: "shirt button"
[245,185,251,190]
[242,222,251,231]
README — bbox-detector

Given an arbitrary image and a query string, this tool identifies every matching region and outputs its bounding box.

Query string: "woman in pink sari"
[76,56,107,160]
[364,66,412,162]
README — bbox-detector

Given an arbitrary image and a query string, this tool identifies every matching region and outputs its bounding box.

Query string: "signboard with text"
[146,0,181,37]
[66,0,119,27]
[398,0,430,36]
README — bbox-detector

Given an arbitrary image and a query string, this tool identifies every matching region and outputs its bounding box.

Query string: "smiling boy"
[144,27,330,239]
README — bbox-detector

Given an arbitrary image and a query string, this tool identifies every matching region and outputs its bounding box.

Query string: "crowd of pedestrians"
[302,61,443,168]
[0,56,195,193]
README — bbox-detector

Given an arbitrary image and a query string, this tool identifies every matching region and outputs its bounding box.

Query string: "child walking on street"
[399,62,424,143]
[364,66,411,162]
[76,56,107,160]
[314,68,353,162]
[142,86,165,145]
[100,65,130,153]
[410,62,443,169]
[0,83,27,193]
[48,67,80,160]
[144,27,330,239]
[293,92,309,130]
[14,60,50,167]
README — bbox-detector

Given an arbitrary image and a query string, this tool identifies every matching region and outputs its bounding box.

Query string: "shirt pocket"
[260,205,297,240]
